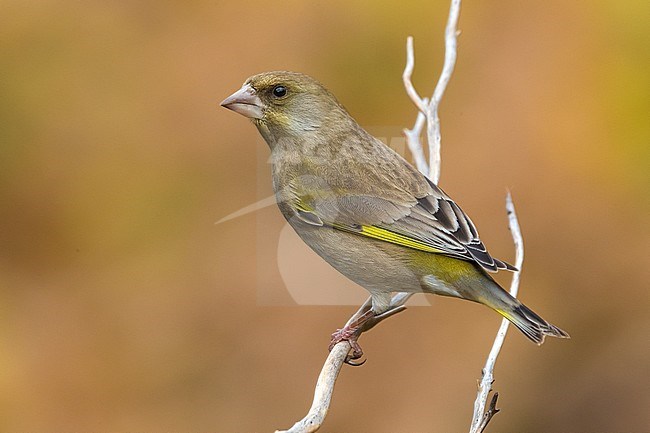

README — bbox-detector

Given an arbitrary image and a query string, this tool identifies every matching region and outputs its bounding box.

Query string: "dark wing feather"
[380,178,516,272]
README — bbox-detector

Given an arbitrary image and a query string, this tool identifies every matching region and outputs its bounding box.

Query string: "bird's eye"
[272,85,287,98]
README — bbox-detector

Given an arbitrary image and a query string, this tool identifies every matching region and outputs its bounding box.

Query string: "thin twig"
[402,36,428,114]
[403,105,429,176]
[403,37,429,176]
[426,0,461,184]
[475,392,501,433]
[402,0,461,184]
[469,192,524,433]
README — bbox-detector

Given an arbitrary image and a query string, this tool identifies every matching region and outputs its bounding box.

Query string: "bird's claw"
[344,338,366,366]
[345,356,366,366]
[330,326,366,366]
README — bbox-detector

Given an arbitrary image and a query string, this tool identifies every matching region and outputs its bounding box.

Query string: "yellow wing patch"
[336,224,444,254]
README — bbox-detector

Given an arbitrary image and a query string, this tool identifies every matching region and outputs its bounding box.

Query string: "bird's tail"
[493,296,570,345]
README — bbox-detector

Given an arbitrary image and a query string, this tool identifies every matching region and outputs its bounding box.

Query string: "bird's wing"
[290,177,516,273]
[388,178,517,272]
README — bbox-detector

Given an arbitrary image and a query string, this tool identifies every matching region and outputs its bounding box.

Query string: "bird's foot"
[329,326,366,366]
[329,309,375,366]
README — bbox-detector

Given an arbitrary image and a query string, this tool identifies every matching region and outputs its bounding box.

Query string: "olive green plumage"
[221,71,569,345]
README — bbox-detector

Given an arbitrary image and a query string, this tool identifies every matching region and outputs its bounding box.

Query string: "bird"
[220,71,569,361]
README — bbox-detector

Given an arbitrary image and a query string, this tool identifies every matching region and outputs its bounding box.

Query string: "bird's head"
[221,71,354,144]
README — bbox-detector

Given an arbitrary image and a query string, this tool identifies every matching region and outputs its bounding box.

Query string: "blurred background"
[1,0,648,431]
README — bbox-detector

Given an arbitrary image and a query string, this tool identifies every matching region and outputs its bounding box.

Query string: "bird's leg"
[329,307,375,365]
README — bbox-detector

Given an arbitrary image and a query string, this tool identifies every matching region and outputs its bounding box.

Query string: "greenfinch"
[221,71,568,359]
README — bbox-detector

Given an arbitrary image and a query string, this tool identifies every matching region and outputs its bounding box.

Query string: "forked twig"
[403,0,461,184]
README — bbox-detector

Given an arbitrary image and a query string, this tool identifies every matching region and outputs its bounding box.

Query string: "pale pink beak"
[220,83,264,119]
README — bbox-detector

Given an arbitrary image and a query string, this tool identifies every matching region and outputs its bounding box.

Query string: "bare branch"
[274,342,350,433]
[403,106,429,176]
[426,0,461,184]
[402,36,428,114]
[402,37,429,176]
[275,294,413,433]
[402,0,461,184]
[469,192,524,433]
[474,392,501,433]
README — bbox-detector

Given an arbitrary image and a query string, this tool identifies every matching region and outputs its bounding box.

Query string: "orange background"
[1,1,648,432]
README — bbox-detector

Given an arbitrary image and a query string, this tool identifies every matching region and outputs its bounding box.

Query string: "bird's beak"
[220,84,264,119]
